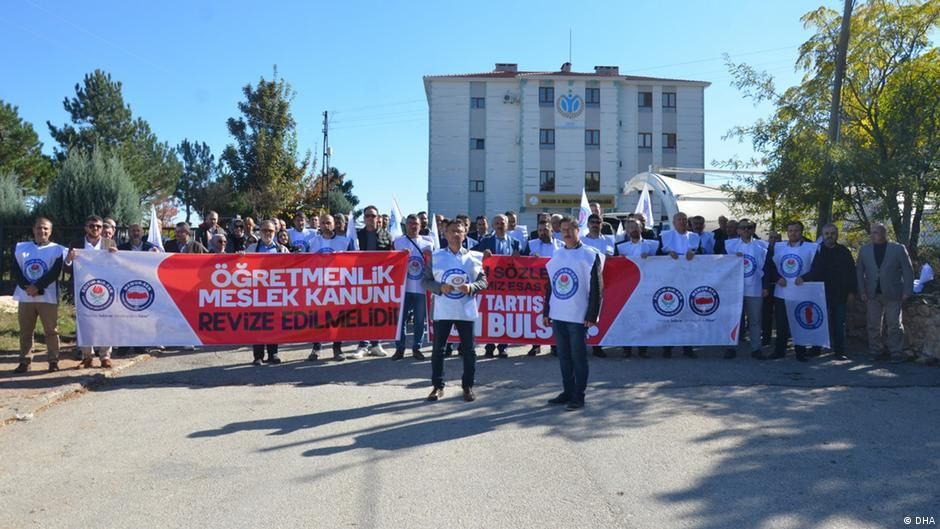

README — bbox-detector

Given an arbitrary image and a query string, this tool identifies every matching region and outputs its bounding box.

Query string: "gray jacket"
[856,241,914,300]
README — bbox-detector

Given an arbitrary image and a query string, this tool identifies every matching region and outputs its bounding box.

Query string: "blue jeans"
[552,320,589,403]
[396,292,427,351]
[431,320,476,389]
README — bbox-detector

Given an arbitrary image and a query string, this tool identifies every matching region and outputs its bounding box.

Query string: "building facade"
[425,63,710,225]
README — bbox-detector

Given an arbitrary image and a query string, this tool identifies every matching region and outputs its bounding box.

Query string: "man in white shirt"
[690,215,715,255]
[582,214,615,256]
[505,210,528,254]
[768,220,818,361]
[287,211,315,252]
[659,212,699,358]
[614,219,658,358]
[524,219,563,357]
[13,218,66,373]
[722,218,768,359]
[392,214,433,361]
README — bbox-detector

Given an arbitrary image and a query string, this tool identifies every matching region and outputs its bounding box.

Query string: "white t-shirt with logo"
[14,241,66,304]
[394,235,432,294]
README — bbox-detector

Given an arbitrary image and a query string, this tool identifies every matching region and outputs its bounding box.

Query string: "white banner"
[783,282,831,348]
[595,255,744,346]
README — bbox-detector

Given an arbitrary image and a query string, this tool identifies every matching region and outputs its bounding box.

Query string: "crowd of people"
[10,202,930,409]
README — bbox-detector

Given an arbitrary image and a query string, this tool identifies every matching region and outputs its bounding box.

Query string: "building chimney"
[594,65,620,76]
[494,63,518,73]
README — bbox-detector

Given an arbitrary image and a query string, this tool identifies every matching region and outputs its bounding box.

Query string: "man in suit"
[856,223,914,362]
[164,222,208,253]
[65,215,119,368]
[354,205,393,358]
[117,223,159,252]
[472,214,521,358]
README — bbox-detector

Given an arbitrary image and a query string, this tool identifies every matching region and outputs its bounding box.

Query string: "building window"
[470,138,485,150]
[539,128,555,149]
[663,92,676,109]
[638,91,653,108]
[585,87,600,106]
[471,97,486,109]
[638,133,653,149]
[539,86,554,106]
[539,170,555,192]
[470,180,485,192]
[585,171,600,192]
[585,129,600,147]
[663,133,677,149]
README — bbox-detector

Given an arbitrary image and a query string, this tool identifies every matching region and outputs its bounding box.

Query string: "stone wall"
[847,289,940,362]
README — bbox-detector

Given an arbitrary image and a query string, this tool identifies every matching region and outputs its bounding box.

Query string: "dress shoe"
[251,358,263,366]
[497,351,509,359]
[565,401,584,411]
[483,350,494,358]
[462,387,476,402]
[100,358,113,369]
[81,358,94,369]
[48,362,60,372]
[834,352,848,360]
[267,355,282,364]
[592,347,607,358]
[390,350,405,361]
[13,362,30,374]
[682,348,697,359]
[427,387,444,401]
[547,393,570,405]
[307,351,319,361]
[724,349,737,359]
[526,346,540,356]
[412,350,425,361]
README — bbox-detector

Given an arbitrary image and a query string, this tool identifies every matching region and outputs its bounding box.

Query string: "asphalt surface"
[1,344,939,529]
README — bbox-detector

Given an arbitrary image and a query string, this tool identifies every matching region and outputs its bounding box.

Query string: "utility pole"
[321,111,330,211]
[817,0,854,237]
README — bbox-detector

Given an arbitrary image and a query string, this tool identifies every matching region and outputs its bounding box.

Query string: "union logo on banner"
[794,301,825,330]
[442,268,469,299]
[120,280,156,312]
[552,267,579,300]
[781,254,803,278]
[80,279,115,311]
[556,92,584,119]
[652,286,684,317]
[407,255,424,280]
[689,286,720,316]
[24,259,47,281]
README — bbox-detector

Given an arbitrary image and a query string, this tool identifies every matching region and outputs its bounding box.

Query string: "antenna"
[568,28,572,64]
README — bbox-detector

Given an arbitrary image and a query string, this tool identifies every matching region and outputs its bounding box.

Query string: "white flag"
[635,183,654,227]
[347,211,360,250]
[147,205,165,252]
[615,218,625,242]
[428,211,441,250]
[389,199,404,239]
[784,282,831,348]
[578,188,591,236]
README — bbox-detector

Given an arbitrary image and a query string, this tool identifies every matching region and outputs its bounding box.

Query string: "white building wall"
[554,80,586,194]
[428,82,471,214]
[652,85,663,171]
[676,85,705,182]
[520,80,541,197]
[485,81,521,215]
[599,81,619,195]
[617,82,638,210]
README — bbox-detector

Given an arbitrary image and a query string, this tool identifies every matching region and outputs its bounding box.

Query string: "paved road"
[2,345,938,529]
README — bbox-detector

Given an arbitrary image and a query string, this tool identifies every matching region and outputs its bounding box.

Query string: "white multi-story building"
[424,62,710,226]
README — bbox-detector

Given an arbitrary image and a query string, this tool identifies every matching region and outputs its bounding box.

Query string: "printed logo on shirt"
[316,247,335,254]
[23,259,48,282]
[441,268,470,299]
[552,267,579,300]
[742,254,757,278]
[689,286,720,316]
[407,255,424,280]
[80,279,115,311]
[652,286,684,317]
[794,301,825,330]
[781,254,803,278]
[120,280,155,312]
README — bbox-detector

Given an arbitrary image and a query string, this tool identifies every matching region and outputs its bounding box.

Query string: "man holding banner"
[392,214,432,361]
[768,221,819,361]
[355,205,393,359]
[659,212,699,358]
[423,220,488,402]
[723,218,768,359]
[544,216,603,411]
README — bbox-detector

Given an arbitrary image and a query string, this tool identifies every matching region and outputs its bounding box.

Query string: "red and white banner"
[430,255,744,346]
[73,251,408,346]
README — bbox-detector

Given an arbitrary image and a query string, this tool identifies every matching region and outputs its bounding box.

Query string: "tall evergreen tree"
[47,69,181,203]
[0,101,54,194]
[40,148,141,225]
[176,139,214,223]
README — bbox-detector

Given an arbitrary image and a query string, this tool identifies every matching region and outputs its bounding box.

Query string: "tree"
[176,139,214,223]
[291,167,362,215]
[723,0,940,254]
[220,67,311,219]
[39,148,141,225]
[47,70,181,203]
[0,170,29,226]
[0,101,54,193]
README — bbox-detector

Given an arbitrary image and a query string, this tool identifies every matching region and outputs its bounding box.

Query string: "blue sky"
[2,0,827,218]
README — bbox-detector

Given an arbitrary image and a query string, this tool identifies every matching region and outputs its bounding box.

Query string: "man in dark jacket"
[807,223,857,360]
[117,223,159,252]
[354,205,392,358]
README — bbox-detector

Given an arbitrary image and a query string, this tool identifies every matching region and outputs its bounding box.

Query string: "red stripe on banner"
[586,257,641,345]
[156,252,408,344]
